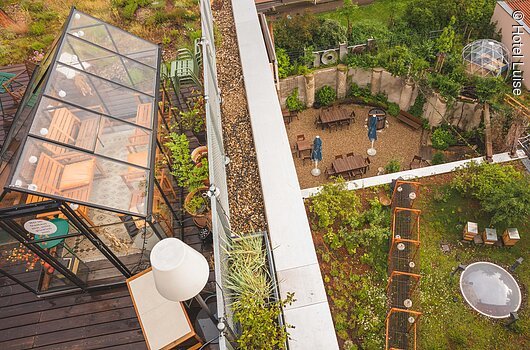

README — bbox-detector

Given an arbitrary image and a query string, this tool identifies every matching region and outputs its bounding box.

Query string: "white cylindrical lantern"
[29,156,38,164]
[404,299,413,308]
[408,316,415,324]
[397,243,406,251]
[59,90,67,98]
[150,238,209,301]
[409,192,416,200]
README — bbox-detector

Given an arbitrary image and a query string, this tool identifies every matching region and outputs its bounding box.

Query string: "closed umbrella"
[367,114,377,156]
[311,136,322,176]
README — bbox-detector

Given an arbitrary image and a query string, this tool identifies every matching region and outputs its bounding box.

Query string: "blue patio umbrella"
[311,136,323,176]
[311,136,322,161]
[367,114,378,156]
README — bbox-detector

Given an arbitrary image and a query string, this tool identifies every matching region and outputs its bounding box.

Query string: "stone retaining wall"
[278,67,482,131]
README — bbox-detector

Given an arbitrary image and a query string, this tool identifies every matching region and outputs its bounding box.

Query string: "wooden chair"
[409,155,423,170]
[27,153,94,203]
[327,121,339,133]
[335,154,343,160]
[325,167,336,179]
[315,116,323,130]
[349,110,356,123]
[301,152,312,166]
[346,152,354,158]
[296,134,305,141]
[364,157,371,171]
[349,168,364,179]
[1,70,26,105]
[339,119,351,130]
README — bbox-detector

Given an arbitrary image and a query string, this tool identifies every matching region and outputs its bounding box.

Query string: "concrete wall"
[492,2,529,91]
[278,66,418,111]
[279,66,481,131]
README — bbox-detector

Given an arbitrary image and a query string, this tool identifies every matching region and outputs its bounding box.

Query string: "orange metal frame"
[391,180,421,205]
[386,271,421,293]
[385,308,422,350]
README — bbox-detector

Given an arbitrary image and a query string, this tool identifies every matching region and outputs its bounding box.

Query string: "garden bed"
[306,161,529,349]
[212,0,267,233]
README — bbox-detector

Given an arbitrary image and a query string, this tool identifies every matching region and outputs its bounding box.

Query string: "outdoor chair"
[327,121,339,133]
[335,154,343,160]
[0,70,26,105]
[409,155,424,170]
[301,152,312,166]
[364,157,371,171]
[27,153,95,203]
[350,168,364,179]
[325,166,336,179]
[346,152,354,158]
[296,134,305,141]
[314,116,323,130]
[349,110,356,123]
[339,118,351,130]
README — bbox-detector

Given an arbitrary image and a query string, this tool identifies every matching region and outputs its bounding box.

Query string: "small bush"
[29,22,46,36]
[384,159,401,174]
[451,162,530,226]
[431,127,456,150]
[315,85,336,107]
[432,152,445,165]
[276,48,291,79]
[408,93,426,118]
[286,88,305,112]
[348,82,371,99]
[387,102,400,117]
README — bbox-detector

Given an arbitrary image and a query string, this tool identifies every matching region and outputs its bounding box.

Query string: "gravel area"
[212,0,267,233]
[286,104,423,189]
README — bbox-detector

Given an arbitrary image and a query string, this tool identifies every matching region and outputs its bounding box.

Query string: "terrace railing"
[201,0,233,348]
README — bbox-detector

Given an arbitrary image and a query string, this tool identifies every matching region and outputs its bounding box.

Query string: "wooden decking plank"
[33,317,141,347]
[38,295,133,322]
[35,328,146,350]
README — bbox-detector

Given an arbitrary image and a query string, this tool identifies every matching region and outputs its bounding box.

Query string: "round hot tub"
[460,262,521,318]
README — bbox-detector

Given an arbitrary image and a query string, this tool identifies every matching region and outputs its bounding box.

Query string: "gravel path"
[286,104,423,189]
[212,0,267,233]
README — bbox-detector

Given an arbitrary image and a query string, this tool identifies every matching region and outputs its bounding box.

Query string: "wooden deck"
[0,64,29,149]
[0,77,215,350]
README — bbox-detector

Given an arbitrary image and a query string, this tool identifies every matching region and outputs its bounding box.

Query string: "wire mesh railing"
[386,180,422,350]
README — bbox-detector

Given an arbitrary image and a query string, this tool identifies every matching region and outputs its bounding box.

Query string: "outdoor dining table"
[296,139,312,158]
[318,108,353,129]
[332,154,367,178]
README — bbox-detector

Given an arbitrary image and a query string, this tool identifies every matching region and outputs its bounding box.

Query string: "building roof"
[504,0,530,28]
[0,8,161,217]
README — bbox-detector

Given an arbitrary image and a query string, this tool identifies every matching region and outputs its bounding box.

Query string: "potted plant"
[191,145,208,165]
[165,132,210,219]
[179,94,207,145]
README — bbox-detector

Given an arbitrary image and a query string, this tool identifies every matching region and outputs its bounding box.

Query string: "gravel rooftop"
[213,0,267,233]
[286,104,423,189]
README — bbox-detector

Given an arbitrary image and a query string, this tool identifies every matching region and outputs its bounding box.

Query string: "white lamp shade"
[150,238,209,302]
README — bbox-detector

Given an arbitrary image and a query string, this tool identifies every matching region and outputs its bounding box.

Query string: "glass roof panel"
[67,11,158,68]
[59,34,156,95]
[9,137,149,215]
[29,97,101,152]
[44,62,155,126]
[95,116,151,168]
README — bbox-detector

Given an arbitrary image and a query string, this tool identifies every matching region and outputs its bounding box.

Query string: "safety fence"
[385,180,422,350]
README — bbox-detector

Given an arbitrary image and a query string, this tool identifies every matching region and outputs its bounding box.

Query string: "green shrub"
[312,18,347,50]
[286,88,305,112]
[315,85,337,107]
[165,133,208,191]
[276,48,292,79]
[387,102,400,117]
[451,162,530,226]
[348,83,371,99]
[432,151,445,165]
[29,22,46,36]
[384,159,401,174]
[431,127,455,150]
[408,93,426,118]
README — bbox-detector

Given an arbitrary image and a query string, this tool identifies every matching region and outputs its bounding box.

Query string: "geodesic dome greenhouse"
[462,39,510,77]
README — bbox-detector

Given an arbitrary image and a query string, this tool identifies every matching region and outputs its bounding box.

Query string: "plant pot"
[184,186,210,218]
[194,130,207,146]
[191,146,208,164]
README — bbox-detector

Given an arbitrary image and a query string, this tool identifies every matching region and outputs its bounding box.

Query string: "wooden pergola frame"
[385,308,422,350]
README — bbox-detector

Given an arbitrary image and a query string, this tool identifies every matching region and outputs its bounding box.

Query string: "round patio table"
[35,218,69,249]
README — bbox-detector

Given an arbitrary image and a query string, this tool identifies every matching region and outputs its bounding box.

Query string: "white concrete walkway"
[231,1,339,349]
[301,150,528,198]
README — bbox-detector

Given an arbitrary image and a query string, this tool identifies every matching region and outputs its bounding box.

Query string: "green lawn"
[418,177,529,349]
[318,0,413,27]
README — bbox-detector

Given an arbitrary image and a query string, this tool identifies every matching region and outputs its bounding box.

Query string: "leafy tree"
[452,162,530,226]
[273,14,319,53]
[337,0,359,37]
[435,16,456,71]
[474,76,506,103]
[349,19,391,45]
[312,19,347,50]
[276,48,292,79]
